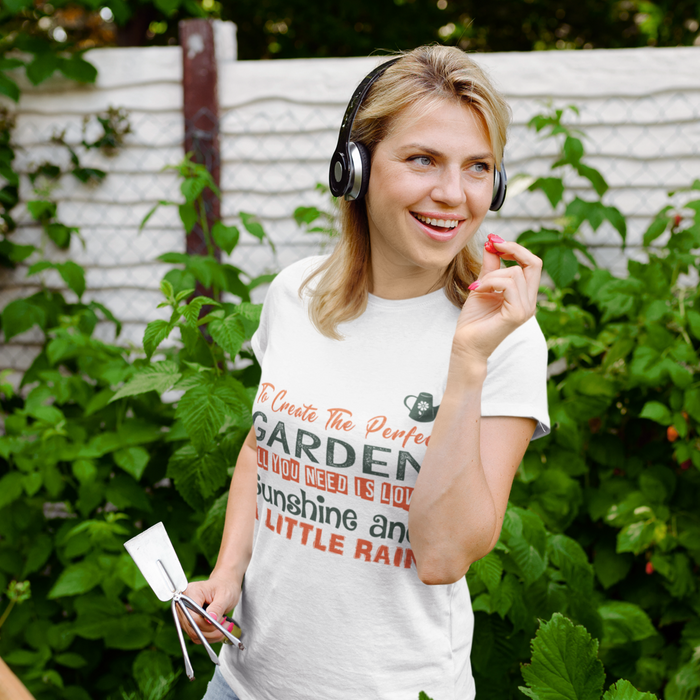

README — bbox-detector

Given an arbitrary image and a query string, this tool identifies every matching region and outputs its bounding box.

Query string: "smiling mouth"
[411,212,463,231]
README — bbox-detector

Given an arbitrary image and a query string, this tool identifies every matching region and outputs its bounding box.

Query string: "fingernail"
[227,622,235,632]
[468,281,480,291]
[488,234,505,243]
[484,240,497,254]
[209,612,217,621]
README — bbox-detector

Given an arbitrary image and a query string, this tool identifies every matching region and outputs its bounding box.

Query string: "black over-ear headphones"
[328,57,508,211]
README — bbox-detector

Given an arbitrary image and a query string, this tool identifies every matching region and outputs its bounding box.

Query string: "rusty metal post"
[179,19,221,265]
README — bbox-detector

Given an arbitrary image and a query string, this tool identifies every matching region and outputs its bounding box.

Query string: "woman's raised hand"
[177,572,242,644]
[451,234,542,372]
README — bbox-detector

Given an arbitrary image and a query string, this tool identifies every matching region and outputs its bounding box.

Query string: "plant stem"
[0,600,15,629]
[198,195,215,258]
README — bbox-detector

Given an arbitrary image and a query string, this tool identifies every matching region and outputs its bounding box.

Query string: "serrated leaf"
[212,221,240,255]
[196,491,229,565]
[209,314,246,357]
[181,176,206,202]
[602,679,658,700]
[548,534,594,594]
[543,246,579,288]
[639,401,672,425]
[167,445,228,510]
[143,319,172,359]
[110,362,181,401]
[175,384,230,455]
[470,552,503,592]
[48,561,104,598]
[160,278,174,300]
[113,446,150,481]
[520,613,605,700]
[181,296,219,327]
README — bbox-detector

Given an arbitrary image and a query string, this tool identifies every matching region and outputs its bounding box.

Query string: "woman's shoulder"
[268,254,330,295]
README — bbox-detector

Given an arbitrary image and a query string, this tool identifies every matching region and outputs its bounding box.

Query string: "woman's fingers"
[482,234,542,306]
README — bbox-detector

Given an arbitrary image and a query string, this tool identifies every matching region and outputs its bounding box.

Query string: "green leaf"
[598,601,656,645]
[56,261,86,298]
[240,211,267,242]
[181,176,206,202]
[0,471,25,510]
[1,298,46,340]
[196,492,229,565]
[48,561,103,598]
[178,202,197,233]
[469,552,503,593]
[602,679,658,700]
[639,401,672,425]
[181,296,219,327]
[209,314,246,357]
[110,361,181,401]
[27,199,56,220]
[530,177,565,207]
[167,445,228,510]
[143,319,172,359]
[0,73,20,102]
[593,542,632,589]
[684,387,700,423]
[23,533,53,577]
[418,693,434,700]
[133,650,174,695]
[58,56,98,84]
[520,613,605,700]
[643,216,669,247]
[26,52,58,85]
[547,534,593,595]
[113,446,150,481]
[563,136,584,164]
[576,163,608,196]
[54,653,88,669]
[212,221,240,255]
[543,246,579,288]
[175,384,230,455]
[46,223,75,248]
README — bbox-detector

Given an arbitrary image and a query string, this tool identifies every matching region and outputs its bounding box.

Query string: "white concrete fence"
[1,22,699,376]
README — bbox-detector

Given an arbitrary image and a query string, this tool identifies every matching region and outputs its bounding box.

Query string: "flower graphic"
[417,400,429,415]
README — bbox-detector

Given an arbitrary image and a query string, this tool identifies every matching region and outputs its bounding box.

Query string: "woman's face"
[364,99,495,296]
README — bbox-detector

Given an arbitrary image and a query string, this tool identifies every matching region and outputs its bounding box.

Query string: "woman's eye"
[470,162,490,173]
[410,156,432,166]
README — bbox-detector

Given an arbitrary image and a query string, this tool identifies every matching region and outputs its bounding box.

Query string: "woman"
[183,45,549,700]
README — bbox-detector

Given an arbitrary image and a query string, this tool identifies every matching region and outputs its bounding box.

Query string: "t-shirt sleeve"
[480,316,550,440]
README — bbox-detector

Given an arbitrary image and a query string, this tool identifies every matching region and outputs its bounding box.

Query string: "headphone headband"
[328,56,507,211]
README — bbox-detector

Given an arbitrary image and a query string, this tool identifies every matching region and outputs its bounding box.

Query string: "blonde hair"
[302,45,511,339]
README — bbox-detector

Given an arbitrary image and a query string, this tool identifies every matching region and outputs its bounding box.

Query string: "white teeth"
[414,214,459,229]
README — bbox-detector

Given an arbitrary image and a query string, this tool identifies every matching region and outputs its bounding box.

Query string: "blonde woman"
[184,45,550,700]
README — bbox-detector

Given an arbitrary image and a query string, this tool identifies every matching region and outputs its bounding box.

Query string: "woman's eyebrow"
[401,144,494,161]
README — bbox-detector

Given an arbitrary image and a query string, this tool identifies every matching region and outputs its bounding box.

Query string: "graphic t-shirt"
[220,256,550,700]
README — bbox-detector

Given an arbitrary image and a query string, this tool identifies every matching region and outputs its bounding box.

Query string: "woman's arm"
[408,237,542,585]
[178,426,258,643]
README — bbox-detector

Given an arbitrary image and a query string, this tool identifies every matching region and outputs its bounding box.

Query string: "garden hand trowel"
[124,522,244,681]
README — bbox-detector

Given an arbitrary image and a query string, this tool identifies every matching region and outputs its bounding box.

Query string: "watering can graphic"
[404,393,439,422]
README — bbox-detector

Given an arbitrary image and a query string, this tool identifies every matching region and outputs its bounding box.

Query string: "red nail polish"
[227,622,235,632]
[209,612,217,621]
[468,281,480,291]
[488,234,505,243]
[484,240,497,255]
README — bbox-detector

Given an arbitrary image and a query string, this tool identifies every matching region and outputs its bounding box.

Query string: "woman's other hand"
[177,573,242,644]
[451,233,542,373]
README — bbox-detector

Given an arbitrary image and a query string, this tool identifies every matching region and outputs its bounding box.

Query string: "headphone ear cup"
[490,162,507,212]
[353,142,372,201]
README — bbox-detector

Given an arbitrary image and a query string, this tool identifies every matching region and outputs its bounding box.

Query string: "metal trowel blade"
[124,522,188,602]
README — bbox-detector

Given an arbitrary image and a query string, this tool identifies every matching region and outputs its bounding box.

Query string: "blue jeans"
[202,667,242,700]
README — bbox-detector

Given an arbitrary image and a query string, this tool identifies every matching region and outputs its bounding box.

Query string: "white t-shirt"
[220,256,549,700]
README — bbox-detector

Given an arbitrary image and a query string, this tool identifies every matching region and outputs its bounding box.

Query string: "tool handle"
[177,598,221,665]
[182,594,245,650]
[171,599,195,681]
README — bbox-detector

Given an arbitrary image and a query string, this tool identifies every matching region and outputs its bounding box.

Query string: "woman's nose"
[431,166,466,206]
